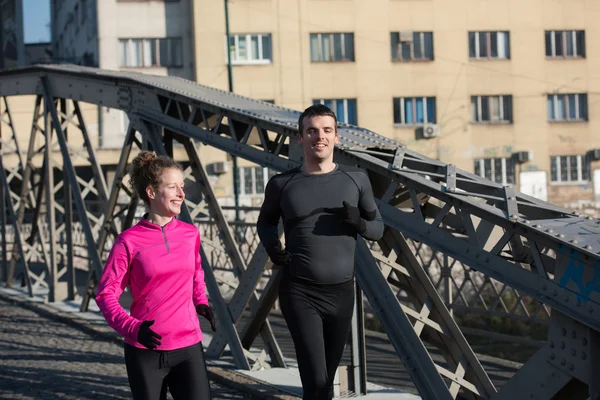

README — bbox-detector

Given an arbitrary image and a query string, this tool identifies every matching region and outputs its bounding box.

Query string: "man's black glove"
[196,304,216,332]
[138,320,162,350]
[266,242,292,267]
[342,201,366,233]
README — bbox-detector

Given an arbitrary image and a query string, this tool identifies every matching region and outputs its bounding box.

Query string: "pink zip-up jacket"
[95,217,209,351]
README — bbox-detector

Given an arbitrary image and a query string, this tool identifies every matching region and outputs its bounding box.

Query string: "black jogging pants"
[278,273,355,400]
[124,341,211,400]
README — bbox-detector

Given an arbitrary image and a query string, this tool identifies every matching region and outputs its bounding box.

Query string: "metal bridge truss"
[1,65,600,399]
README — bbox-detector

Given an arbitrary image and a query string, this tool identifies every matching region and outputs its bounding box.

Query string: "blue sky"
[23,0,50,44]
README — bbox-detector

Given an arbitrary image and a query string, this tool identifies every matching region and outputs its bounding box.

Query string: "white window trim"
[393,32,433,61]
[550,155,588,184]
[548,94,586,121]
[119,37,183,68]
[314,99,355,124]
[394,97,434,126]
[547,30,583,58]
[239,166,270,196]
[311,33,353,62]
[471,95,511,123]
[470,31,509,59]
[227,33,272,65]
[475,158,513,185]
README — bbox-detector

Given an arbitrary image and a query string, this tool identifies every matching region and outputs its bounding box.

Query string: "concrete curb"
[0,290,300,400]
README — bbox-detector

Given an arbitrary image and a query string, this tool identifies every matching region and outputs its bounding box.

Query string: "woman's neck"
[145,212,174,227]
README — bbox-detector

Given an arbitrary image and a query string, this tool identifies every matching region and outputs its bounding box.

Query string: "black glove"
[266,242,292,267]
[196,304,216,332]
[342,201,366,233]
[137,320,162,350]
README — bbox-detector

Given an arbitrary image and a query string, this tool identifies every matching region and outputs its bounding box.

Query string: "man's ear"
[146,185,155,200]
[297,132,303,144]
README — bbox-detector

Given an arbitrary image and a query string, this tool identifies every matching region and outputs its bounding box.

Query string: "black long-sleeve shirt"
[257,163,384,285]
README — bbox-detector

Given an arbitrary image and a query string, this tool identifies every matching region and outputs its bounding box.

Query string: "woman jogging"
[96,151,215,400]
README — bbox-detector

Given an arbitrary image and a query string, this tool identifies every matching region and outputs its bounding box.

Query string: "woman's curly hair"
[129,151,182,205]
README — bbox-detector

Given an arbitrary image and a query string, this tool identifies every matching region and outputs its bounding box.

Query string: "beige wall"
[190,0,600,207]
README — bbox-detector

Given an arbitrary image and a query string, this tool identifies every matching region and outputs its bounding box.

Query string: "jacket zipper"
[161,226,170,253]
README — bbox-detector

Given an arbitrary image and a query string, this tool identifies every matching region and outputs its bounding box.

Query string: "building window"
[468,31,510,59]
[393,97,436,125]
[550,155,589,183]
[391,32,434,61]
[471,95,513,123]
[547,94,588,122]
[119,38,183,68]
[545,30,585,58]
[228,34,272,64]
[238,167,277,196]
[474,158,515,185]
[312,99,357,125]
[310,33,355,62]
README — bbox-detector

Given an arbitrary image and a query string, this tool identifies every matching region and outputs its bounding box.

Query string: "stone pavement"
[0,285,424,400]
[0,294,292,400]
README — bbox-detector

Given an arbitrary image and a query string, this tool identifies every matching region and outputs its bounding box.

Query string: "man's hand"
[137,320,162,350]
[342,201,366,233]
[266,242,292,267]
[196,304,216,332]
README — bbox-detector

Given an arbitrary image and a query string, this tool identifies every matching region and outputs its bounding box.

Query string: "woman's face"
[147,168,185,217]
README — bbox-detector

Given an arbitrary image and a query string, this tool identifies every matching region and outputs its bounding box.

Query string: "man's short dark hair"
[298,104,338,135]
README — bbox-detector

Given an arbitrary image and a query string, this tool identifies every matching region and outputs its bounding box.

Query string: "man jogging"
[257,104,384,400]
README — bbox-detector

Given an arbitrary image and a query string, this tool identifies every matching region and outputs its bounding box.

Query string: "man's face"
[298,115,339,163]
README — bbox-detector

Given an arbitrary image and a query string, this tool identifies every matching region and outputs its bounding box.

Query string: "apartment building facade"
[51,0,195,153]
[190,0,600,209]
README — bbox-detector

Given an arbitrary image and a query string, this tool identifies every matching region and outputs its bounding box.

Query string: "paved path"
[0,296,249,400]
[0,284,524,399]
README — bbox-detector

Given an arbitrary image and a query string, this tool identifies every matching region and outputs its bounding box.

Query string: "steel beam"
[80,123,140,312]
[41,77,104,299]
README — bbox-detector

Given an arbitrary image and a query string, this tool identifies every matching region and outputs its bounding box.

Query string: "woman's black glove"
[196,304,216,332]
[137,320,162,349]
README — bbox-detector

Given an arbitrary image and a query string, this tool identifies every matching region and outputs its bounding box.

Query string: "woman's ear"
[146,185,155,200]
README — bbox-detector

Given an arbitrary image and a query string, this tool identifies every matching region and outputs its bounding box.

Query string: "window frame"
[474,157,516,185]
[310,33,355,62]
[393,97,437,126]
[390,31,434,62]
[471,95,513,124]
[238,166,277,196]
[468,31,510,60]
[545,30,585,58]
[119,37,183,68]
[312,98,358,125]
[227,33,273,65]
[547,93,588,122]
[550,155,589,184]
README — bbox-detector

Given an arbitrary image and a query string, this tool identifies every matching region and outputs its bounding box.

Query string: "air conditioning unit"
[416,124,439,139]
[207,161,229,175]
[512,150,533,164]
[400,31,414,42]
[588,149,600,161]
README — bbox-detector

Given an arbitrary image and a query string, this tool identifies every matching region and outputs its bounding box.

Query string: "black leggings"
[124,341,211,400]
[279,274,355,400]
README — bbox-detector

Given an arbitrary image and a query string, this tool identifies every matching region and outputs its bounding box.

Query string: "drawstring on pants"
[158,351,169,369]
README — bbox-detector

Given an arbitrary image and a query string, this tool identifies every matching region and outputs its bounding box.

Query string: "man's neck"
[301,159,336,175]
